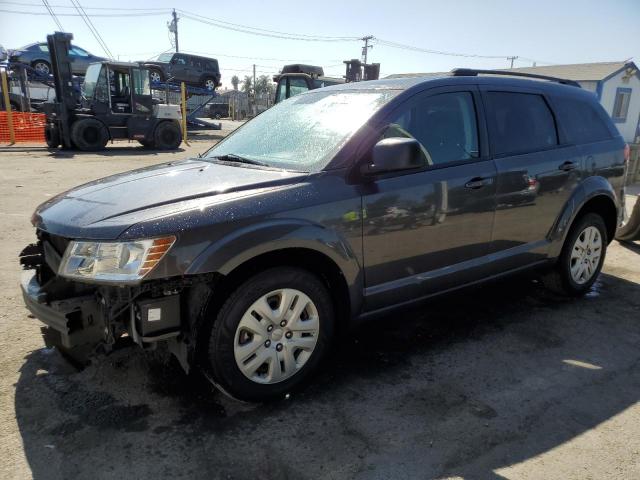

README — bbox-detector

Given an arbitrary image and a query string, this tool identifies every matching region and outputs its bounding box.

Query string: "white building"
[512,61,640,143]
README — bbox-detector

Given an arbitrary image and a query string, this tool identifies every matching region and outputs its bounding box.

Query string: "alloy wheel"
[570,226,602,284]
[150,71,161,83]
[34,62,49,75]
[233,288,320,384]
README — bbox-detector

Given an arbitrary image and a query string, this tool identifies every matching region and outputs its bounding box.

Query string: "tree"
[255,75,272,96]
[241,75,253,95]
[231,75,239,91]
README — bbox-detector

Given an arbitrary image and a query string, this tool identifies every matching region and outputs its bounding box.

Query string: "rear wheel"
[70,118,109,151]
[543,213,608,296]
[204,267,334,401]
[203,77,217,91]
[154,121,182,150]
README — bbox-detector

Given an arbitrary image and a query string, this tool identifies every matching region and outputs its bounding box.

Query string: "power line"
[374,38,511,59]
[0,1,169,10]
[0,7,167,16]
[69,0,114,59]
[177,9,360,42]
[41,0,63,31]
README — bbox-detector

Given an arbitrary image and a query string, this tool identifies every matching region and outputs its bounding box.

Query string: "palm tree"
[241,76,253,96]
[231,75,239,91]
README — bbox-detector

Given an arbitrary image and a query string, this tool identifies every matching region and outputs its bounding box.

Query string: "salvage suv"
[20,69,628,401]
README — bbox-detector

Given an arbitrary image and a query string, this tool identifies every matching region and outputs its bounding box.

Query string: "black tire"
[32,60,51,76]
[214,113,221,120]
[615,194,640,242]
[70,118,109,151]
[204,267,335,401]
[154,121,182,150]
[543,212,608,296]
[149,68,164,84]
[203,77,217,91]
[138,139,155,149]
[45,124,59,148]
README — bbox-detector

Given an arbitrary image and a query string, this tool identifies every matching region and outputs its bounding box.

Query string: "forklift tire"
[71,118,109,151]
[45,124,60,148]
[154,121,182,150]
[138,139,155,149]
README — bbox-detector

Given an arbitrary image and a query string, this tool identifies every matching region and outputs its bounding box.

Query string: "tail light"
[624,143,630,163]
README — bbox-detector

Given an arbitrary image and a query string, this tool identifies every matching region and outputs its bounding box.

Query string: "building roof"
[508,61,636,81]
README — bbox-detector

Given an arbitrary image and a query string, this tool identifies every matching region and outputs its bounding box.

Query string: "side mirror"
[364,137,424,175]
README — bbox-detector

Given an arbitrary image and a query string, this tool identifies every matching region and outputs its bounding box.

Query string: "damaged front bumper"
[19,235,195,369]
[20,269,103,349]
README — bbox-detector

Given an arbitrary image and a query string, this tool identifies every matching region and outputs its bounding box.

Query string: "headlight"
[59,236,176,283]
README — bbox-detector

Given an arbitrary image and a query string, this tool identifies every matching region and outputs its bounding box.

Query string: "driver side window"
[383,91,480,167]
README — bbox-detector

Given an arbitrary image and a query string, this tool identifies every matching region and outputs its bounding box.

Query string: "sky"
[1,0,639,89]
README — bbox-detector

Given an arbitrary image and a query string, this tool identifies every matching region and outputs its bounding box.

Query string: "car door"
[169,54,189,82]
[189,57,204,86]
[361,87,498,311]
[480,87,583,269]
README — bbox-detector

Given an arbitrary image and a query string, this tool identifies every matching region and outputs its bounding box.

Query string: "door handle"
[559,161,577,171]
[465,177,489,189]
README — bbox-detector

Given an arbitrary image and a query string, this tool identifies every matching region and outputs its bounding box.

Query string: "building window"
[612,88,632,122]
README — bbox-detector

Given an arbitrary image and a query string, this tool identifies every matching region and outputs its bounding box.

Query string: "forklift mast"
[45,32,78,148]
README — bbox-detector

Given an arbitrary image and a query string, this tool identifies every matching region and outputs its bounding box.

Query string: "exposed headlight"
[59,236,176,284]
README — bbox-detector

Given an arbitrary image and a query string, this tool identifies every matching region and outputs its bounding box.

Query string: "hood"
[33,159,307,239]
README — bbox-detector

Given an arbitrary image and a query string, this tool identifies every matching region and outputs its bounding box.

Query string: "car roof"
[318,73,594,101]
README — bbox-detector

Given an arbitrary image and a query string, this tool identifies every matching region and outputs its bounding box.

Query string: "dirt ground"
[1,133,639,479]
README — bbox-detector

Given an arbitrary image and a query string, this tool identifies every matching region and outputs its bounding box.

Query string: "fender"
[184,218,364,313]
[547,175,618,258]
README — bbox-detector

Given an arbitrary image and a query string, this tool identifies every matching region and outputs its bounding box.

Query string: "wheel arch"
[549,176,619,257]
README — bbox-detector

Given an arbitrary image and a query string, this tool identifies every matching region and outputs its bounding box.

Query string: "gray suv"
[19,69,628,401]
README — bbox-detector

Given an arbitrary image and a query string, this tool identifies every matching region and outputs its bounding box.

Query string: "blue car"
[8,42,105,76]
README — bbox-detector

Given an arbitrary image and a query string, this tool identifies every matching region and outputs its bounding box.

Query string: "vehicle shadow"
[14,271,640,479]
[46,146,189,158]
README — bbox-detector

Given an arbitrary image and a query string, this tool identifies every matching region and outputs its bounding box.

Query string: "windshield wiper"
[211,154,268,167]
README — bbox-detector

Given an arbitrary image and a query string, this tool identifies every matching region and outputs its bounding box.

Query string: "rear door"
[481,87,582,268]
[362,86,498,310]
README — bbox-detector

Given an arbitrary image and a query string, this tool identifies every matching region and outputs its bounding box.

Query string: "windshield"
[204,89,398,171]
[82,63,103,98]
[157,53,173,62]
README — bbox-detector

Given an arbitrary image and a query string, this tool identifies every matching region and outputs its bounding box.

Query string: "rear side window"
[486,92,558,156]
[553,96,612,144]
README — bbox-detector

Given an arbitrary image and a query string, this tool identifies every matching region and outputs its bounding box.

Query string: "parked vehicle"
[0,44,7,62]
[8,42,105,76]
[208,102,228,119]
[142,52,221,91]
[20,69,628,401]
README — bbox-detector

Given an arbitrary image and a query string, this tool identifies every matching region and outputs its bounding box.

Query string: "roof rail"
[450,68,581,88]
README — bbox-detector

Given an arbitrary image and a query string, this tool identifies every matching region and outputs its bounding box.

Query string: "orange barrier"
[0,111,46,144]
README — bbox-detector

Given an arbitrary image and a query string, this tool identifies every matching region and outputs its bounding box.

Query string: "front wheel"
[204,267,335,401]
[543,213,608,296]
[153,121,182,150]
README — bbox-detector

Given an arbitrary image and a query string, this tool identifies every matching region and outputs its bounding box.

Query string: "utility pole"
[169,9,179,52]
[508,56,518,69]
[360,35,374,64]
[252,64,256,116]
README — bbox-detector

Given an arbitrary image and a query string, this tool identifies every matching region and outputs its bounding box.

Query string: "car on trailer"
[142,52,221,91]
[8,41,105,76]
